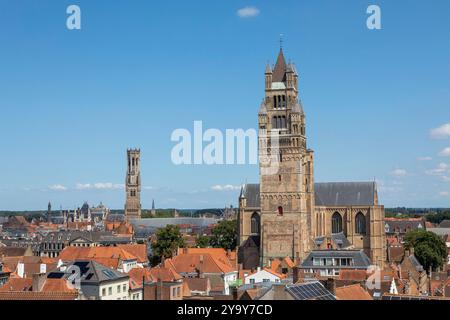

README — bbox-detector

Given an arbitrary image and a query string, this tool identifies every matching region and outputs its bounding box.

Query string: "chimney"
[292,266,299,284]
[32,273,46,292]
[232,286,238,300]
[295,252,301,266]
[199,255,204,278]
[324,278,336,295]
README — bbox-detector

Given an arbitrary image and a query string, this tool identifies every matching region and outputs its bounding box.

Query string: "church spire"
[272,48,287,83]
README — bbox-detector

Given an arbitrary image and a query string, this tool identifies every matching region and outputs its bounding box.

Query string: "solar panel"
[287,282,336,300]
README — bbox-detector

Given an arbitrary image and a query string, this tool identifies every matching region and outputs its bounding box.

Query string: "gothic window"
[278,206,284,216]
[332,212,343,234]
[251,212,260,234]
[273,96,277,109]
[355,212,366,235]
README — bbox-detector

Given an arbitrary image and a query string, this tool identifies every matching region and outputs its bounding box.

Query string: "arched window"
[355,212,366,235]
[278,206,284,216]
[332,212,342,234]
[251,212,260,234]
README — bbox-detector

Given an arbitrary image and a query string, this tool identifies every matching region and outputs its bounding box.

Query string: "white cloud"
[417,156,432,161]
[390,169,408,177]
[211,184,242,191]
[439,191,449,197]
[76,183,124,190]
[430,124,450,139]
[425,163,450,176]
[237,6,260,18]
[49,184,68,191]
[438,147,450,157]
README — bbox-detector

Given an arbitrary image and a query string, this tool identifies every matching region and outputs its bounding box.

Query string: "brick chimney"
[199,255,204,278]
[32,273,46,292]
[231,286,238,300]
[323,278,336,295]
[292,266,299,284]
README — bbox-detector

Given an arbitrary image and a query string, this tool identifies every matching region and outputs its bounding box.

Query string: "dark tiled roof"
[314,182,376,206]
[243,184,260,208]
[272,49,287,83]
[384,219,424,234]
[331,233,352,248]
[65,260,128,284]
[408,255,424,272]
[130,217,219,229]
[300,250,372,269]
[314,233,351,248]
[241,182,377,208]
[439,220,450,228]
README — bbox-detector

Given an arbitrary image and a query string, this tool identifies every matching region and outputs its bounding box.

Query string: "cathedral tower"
[125,148,142,219]
[258,48,315,265]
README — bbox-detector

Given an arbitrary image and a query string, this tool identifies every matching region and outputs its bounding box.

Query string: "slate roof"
[242,184,260,208]
[439,220,450,228]
[272,49,287,83]
[241,182,378,208]
[314,233,352,248]
[384,218,424,234]
[314,182,377,206]
[427,228,450,236]
[65,260,128,284]
[300,250,372,269]
[130,217,219,229]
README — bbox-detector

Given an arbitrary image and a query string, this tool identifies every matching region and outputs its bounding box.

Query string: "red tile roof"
[0,291,78,300]
[117,244,148,264]
[335,284,372,300]
[168,251,236,274]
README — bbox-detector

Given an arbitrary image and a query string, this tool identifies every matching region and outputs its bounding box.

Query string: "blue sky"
[0,0,449,210]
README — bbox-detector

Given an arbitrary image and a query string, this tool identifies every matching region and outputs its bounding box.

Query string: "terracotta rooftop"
[335,284,372,300]
[0,291,78,300]
[169,252,236,275]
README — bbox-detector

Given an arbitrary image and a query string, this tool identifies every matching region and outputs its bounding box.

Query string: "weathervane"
[279,33,284,49]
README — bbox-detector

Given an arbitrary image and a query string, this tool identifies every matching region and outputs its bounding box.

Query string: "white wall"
[244,269,281,285]
[99,279,129,300]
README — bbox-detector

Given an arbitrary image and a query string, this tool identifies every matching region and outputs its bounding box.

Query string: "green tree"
[404,230,447,272]
[425,211,450,224]
[151,225,185,265]
[210,220,237,250]
[196,235,210,248]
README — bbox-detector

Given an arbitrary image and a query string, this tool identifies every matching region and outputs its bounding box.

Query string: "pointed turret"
[272,48,287,83]
[259,99,267,115]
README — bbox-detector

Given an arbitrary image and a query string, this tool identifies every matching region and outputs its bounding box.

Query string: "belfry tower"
[125,148,142,219]
[258,48,315,265]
